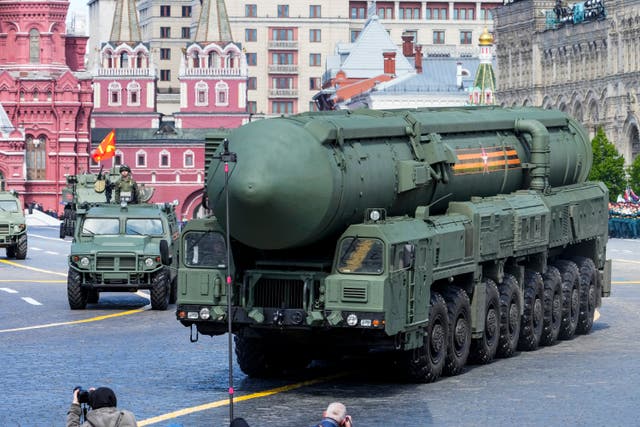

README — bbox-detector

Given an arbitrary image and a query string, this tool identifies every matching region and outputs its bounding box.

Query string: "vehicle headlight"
[199,307,211,320]
[346,313,358,326]
[80,257,90,267]
[13,225,22,233]
[144,257,154,267]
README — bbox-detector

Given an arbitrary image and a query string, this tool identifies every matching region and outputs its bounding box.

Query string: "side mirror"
[160,239,172,265]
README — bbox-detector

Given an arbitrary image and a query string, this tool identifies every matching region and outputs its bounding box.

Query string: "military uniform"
[114,166,138,203]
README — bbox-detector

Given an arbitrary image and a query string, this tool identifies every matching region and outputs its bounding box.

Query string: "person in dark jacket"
[313,402,353,427]
[67,386,137,427]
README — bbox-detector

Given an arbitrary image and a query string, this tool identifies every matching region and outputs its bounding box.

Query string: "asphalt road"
[1,226,639,426]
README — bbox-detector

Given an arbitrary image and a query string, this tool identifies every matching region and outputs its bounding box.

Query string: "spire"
[195,0,233,43]
[469,28,496,105]
[110,0,141,44]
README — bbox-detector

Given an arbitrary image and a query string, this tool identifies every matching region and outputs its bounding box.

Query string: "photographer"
[313,402,353,427]
[67,386,137,427]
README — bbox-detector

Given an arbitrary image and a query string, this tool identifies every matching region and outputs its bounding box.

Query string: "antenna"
[212,138,237,421]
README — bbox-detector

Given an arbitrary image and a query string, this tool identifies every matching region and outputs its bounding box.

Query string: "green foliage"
[627,154,640,193]
[588,127,626,202]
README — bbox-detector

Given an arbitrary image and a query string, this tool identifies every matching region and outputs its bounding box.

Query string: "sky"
[68,0,88,16]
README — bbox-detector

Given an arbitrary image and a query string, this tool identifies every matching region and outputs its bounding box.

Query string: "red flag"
[92,129,116,162]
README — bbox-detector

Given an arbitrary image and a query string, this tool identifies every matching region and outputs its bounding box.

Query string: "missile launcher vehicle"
[174,106,611,381]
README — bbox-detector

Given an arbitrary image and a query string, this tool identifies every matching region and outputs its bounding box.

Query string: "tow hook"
[273,309,284,325]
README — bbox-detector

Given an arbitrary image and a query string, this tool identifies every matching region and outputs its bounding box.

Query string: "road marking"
[0,259,67,277]
[21,297,42,305]
[0,279,66,283]
[612,280,640,284]
[137,373,345,426]
[31,247,43,251]
[44,251,58,255]
[0,306,149,333]
[0,287,18,293]
[612,258,640,265]
[30,233,71,243]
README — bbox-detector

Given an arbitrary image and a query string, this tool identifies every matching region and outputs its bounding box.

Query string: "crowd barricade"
[609,202,640,238]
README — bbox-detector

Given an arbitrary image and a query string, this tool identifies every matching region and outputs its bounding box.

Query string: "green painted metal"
[0,190,27,254]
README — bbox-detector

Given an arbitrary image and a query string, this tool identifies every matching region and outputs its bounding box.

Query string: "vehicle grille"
[254,278,304,309]
[96,255,137,271]
[0,224,9,235]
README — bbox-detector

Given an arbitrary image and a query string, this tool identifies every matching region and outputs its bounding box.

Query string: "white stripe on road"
[30,247,43,251]
[44,251,58,255]
[0,288,18,293]
[29,233,71,243]
[21,297,42,305]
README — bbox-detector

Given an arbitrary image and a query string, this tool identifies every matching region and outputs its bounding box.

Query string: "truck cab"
[0,190,27,259]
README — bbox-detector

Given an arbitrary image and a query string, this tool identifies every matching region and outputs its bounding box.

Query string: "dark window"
[137,154,146,166]
[160,48,171,60]
[245,4,257,17]
[350,1,367,19]
[454,5,475,20]
[271,28,294,40]
[160,27,170,38]
[272,101,293,114]
[399,3,421,19]
[161,154,169,167]
[309,5,321,18]
[309,77,321,89]
[245,28,257,42]
[377,4,393,19]
[277,4,289,17]
[181,27,190,39]
[160,69,171,81]
[247,77,257,90]
[248,101,257,114]
[309,101,319,112]
[433,30,445,44]
[182,5,191,17]
[246,53,257,66]
[350,30,361,42]
[480,6,495,20]
[272,52,293,64]
[160,5,170,17]
[426,4,448,20]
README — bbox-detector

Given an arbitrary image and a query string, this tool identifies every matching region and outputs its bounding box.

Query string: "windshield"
[126,219,164,236]
[337,237,384,274]
[0,200,19,212]
[184,231,227,268]
[81,218,120,235]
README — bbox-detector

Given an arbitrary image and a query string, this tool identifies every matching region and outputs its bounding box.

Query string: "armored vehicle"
[60,167,154,238]
[175,106,611,382]
[0,190,27,259]
[67,201,179,310]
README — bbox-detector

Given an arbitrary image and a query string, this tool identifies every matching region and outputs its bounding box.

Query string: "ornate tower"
[174,0,248,129]
[91,0,160,129]
[469,28,496,105]
[0,0,93,211]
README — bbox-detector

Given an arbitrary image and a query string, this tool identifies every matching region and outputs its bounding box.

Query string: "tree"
[627,154,640,194]
[588,127,626,202]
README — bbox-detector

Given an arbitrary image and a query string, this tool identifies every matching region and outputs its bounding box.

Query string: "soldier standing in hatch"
[114,165,139,203]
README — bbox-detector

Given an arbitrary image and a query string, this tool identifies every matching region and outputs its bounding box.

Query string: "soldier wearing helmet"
[114,164,139,203]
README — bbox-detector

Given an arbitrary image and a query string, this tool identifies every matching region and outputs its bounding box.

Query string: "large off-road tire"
[497,274,521,358]
[234,336,311,378]
[405,292,448,383]
[518,270,544,351]
[6,245,16,258]
[169,276,178,304]
[443,287,471,376]
[470,279,500,364]
[572,256,597,335]
[540,266,563,346]
[553,260,580,340]
[88,290,100,304]
[14,234,27,260]
[67,269,87,310]
[150,267,170,310]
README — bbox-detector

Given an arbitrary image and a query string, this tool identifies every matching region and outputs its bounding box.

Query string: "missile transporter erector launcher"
[175,106,611,381]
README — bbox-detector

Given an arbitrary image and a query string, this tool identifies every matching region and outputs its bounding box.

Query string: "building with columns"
[494,0,640,163]
[0,0,92,211]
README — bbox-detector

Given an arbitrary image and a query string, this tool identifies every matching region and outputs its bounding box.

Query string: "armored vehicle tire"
[234,336,311,378]
[497,274,521,358]
[169,277,177,304]
[540,266,563,346]
[405,292,448,383]
[553,260,580,340]
[6,245,16,258]
[88,290,99,304]
[470,279,500,364]
[15,234,27,260]
[518,270,544,351]
[572,256,597,335]
[150,268,170,310]
[67,269,87,310]
[443,287,471,376]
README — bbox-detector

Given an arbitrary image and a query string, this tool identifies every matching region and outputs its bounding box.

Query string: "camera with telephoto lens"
[74,386,91,404]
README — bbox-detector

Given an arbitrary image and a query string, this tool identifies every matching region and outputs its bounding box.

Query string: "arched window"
[192,52,200,68]
[127,81,141,106]
[29,29,40,63]
[208,51,219,68]
[25,134,46,180]
[195,81,208,106]
[120,52,129,68]
[215,81,228,106]
[136,52,144,68]
[109,82,122,106]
